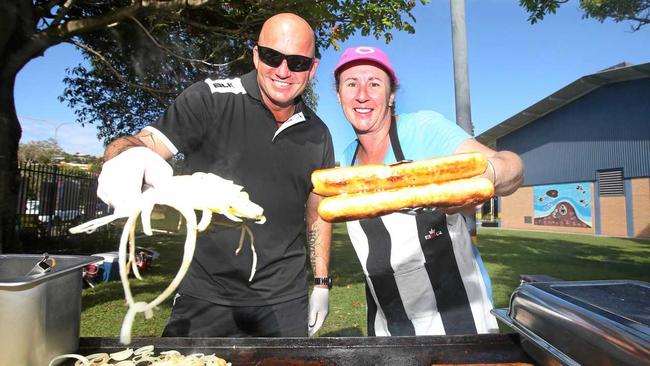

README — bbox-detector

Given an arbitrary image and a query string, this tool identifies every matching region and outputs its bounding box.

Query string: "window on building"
[597,169,624,196]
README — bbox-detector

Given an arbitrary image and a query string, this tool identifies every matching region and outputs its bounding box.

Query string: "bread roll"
[318,177,494,222]
[312,152,488,196]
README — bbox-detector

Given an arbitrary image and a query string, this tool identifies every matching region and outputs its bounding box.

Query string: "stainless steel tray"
[492,280,650,366]
[0,254,102,366]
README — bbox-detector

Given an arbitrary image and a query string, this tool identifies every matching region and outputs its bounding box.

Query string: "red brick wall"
[500,187,534,230]
[599,195,628,237]
[631,177,650,239]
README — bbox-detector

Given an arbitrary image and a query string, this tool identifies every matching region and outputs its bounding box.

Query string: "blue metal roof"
[477,62,650,146]
[497,78,650,185]
[477,62,650,185]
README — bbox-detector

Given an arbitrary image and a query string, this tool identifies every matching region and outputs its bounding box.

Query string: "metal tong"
[26,252,56,276]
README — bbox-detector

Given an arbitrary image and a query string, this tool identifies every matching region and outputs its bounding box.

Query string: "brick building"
[477,62,650,239]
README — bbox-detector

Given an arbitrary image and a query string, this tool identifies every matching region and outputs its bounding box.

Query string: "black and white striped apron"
[347,119,498,336]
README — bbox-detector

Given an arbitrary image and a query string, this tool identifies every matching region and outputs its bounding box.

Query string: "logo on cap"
[355,46,375,55]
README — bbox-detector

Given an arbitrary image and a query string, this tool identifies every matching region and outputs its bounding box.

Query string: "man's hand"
[97,147,173,216]
[308,287,329,336]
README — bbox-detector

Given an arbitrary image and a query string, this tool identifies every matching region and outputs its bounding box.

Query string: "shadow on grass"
[81,225,362,309]
[76,222,650,336]
[329,223,366,287]
[478,229,650,307]
[321,327,364,337]
[83,280,178,309]
[80,232,189,308]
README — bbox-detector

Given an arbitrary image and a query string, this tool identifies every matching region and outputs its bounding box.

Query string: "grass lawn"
[79,224,650,337]
[478,227,650,309]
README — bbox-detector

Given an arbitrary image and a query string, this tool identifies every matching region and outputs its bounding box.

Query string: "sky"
[15,0,650,161]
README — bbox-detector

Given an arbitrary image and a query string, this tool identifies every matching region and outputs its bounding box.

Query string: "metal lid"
[493,280,650,366]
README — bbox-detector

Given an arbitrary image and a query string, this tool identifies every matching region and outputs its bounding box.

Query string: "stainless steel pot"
[0,254,100,366]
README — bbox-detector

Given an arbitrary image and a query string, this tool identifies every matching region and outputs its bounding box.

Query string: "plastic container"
[0,254,101,366]
[92,251,120,282]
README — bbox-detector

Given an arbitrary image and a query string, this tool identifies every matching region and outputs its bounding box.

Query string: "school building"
[476,62,650,239]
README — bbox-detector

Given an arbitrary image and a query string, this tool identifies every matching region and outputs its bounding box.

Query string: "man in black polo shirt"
[96,13,334,337]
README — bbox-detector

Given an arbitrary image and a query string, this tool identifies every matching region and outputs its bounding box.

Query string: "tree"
[18,138,65,164]
[0,0,430,251]
[520,0,650,30]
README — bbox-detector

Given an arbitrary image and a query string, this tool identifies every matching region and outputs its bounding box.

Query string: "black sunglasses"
[257,45,314,72]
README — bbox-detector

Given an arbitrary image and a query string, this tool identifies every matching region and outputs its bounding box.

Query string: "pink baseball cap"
[334,46,398,85]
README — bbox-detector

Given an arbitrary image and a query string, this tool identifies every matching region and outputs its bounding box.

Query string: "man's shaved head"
[258,13,316,57]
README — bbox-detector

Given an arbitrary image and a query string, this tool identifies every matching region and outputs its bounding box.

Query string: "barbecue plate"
[492,280,650,366]
[74,334,534,366]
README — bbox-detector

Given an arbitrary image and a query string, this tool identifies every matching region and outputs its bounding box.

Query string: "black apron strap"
[351,141,360,166]
[352,116,404,165]
[388,115,406,162]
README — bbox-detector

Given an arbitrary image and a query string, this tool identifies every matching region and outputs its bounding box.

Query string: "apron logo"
[424,228,443,240]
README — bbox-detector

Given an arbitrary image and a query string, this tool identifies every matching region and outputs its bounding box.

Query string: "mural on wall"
[534,182,592,228]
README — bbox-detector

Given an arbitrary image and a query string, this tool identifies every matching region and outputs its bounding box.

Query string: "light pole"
[450,0,473,135]
[450,0,478,242]
[54,122,73,143]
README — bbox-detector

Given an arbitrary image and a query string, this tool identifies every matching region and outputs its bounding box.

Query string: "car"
[25,200,40,214]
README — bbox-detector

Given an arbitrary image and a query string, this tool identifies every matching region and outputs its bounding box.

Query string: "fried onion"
[69,172,266,345]
[49,345,231,366]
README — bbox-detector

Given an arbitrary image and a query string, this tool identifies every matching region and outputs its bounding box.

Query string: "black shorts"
[162,294,308,337]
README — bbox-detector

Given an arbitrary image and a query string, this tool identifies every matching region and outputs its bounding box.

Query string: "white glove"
[308,287,329,336]
[97,147,173,216]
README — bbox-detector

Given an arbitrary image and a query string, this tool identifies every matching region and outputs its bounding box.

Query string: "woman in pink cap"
[333,46,524,336]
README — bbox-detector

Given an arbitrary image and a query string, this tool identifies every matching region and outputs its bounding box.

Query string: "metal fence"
[16,163,110,240]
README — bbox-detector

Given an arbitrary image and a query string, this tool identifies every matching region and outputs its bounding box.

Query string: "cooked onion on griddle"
[49,345,231,366]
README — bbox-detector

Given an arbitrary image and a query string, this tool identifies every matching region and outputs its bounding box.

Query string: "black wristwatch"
[313,276,333,289]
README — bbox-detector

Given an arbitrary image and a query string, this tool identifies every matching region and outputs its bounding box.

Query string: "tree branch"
[43,0,212,40]
[127,15,247,68]
[163,15,250,38]
[46,0,63,12]
[629,16,649,30]
[17,0,215,75]
[69,40,176,103]
[52,0,74,26]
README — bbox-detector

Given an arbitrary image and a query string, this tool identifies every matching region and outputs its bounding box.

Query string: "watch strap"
[313,276,332,289]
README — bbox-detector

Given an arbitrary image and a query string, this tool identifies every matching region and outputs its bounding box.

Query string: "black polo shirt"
[148,70,334,306]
